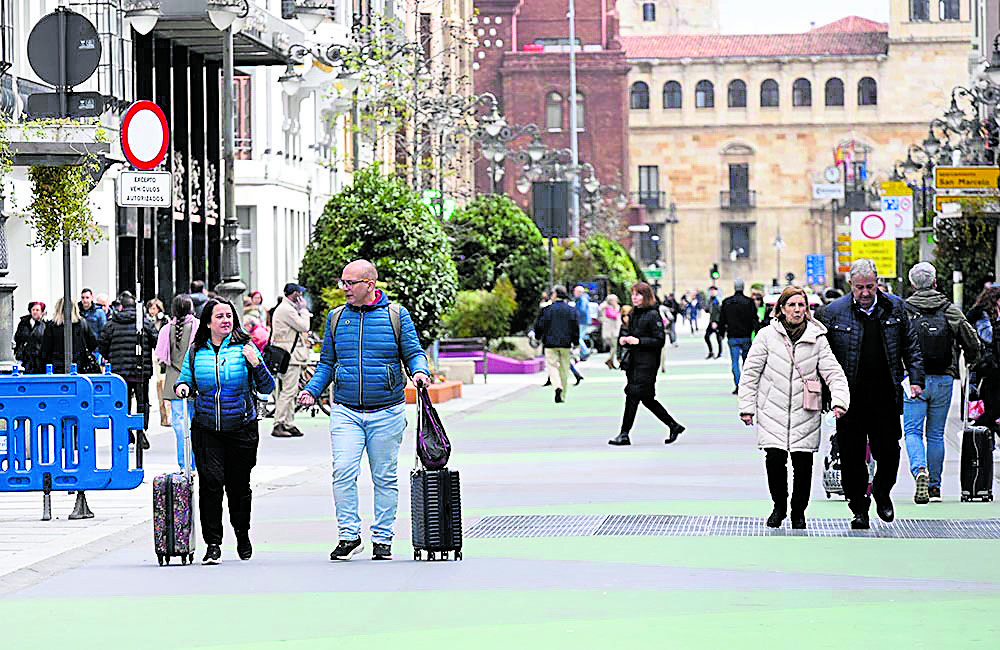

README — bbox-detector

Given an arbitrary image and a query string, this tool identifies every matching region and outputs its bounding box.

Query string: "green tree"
[298,166,458,342]
[554,235,640,301]
[442,276,517,341]
[932,212,997,308]
[445,195,547,332]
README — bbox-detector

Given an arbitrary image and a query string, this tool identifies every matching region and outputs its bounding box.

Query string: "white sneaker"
[914,469,929,504]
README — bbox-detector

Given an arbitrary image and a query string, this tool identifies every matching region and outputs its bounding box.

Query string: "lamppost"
[579,171,627,238]
[772,230,785,288]
[472,93,540,194]
[665,201,678,295]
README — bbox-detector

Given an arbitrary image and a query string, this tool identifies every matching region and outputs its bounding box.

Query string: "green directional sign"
[421,190,457,221]
[645,269,663,279]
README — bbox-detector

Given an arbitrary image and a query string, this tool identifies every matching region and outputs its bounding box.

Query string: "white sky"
[717,0,891,34]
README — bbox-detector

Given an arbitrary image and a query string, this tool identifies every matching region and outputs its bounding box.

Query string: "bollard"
[68,490,94,519]
[41,473,52,521]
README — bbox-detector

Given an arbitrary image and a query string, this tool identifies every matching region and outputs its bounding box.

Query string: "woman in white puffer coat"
[738,286,851,529]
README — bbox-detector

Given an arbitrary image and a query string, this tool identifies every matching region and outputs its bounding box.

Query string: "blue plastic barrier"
[0,365,144,493]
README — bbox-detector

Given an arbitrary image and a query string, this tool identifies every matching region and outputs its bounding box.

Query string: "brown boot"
[271,424,293,438]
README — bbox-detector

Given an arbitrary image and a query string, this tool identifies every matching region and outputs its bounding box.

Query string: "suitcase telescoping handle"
[413,383,422,471]
[182,398,197,551]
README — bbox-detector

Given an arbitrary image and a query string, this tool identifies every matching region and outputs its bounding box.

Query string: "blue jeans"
[728,338,752,387]
[579,325,591,360]
[902,374,953,489]
[330,402,406,544]
[169,399,194,470]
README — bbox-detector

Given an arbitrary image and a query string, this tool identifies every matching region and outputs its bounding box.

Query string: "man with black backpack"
[904,262,981,504]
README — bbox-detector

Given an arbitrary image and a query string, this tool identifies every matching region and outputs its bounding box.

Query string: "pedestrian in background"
[298,259,429,561]
[686,292,700,333]
[657,299,675,373]
[175,299,275,565]
[704,286,722,358]
[79,288,107,338]
[609,282,685,446]
[739,286,850,529]
[189,280,209,317]
[99,291,158,444]
[247,290,268,323]
[271,282,312,438]
[815,259,924,530]
[968,286,1000,436]
[719,279,760,394]
[146,298,170,427]
[573,285,592,361]
[14,301,47,374]
[535,286,581,403]
[156,294,197,471]
[41,298,98,374]
[903,262,980,504]
[599,294,621,369]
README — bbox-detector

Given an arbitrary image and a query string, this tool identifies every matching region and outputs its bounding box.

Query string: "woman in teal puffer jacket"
[176,299,275,565]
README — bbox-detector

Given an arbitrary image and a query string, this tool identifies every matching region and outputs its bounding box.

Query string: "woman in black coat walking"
[609,282,685,446]
[41,298,98,373]
[14,301,47,373]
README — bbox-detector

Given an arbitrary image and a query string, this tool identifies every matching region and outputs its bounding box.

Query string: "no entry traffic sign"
[121,101,169,171]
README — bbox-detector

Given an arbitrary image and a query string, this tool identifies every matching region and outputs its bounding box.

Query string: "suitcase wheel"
[189,553,195,564]
[428,551,436,561]
[961,495,970,502]
[180,554,187,566]
[454,550,462,561]
[157,554,164,566]
[413,549,421,561]
[825,492,830,499]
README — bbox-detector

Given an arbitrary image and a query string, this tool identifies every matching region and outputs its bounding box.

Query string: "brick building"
[472,0,631,215]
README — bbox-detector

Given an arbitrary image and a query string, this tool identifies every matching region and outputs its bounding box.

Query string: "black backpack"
[905,303,953,375]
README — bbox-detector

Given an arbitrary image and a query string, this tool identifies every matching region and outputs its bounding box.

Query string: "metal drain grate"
[464,514,1000,540]
[464,514,606,538]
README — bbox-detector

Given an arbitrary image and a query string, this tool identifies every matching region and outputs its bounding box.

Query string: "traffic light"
[785,272,796,285]
[710,263,720,280]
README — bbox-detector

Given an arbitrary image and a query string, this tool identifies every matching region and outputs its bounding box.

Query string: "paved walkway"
[2,325,999,648]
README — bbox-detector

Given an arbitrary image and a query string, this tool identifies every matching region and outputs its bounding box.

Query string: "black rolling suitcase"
[410,385,463,561]
[962,375,994,502]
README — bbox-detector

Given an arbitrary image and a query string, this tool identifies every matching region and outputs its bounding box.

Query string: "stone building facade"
[623,0,974,294]
[472,0,630,215]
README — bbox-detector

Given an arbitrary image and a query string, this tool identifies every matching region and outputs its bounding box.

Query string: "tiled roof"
[809,16,888,33]
[623,30,888,60]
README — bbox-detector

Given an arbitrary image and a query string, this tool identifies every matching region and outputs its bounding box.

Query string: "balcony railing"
[631,190,665,210]
[720,190,756,210]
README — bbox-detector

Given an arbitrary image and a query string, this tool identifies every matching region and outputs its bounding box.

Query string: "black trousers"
[620,383,678,434]
[836,401,901,514]
[192,421,259,545]
[704,327,722,355]
[764,448,814,515]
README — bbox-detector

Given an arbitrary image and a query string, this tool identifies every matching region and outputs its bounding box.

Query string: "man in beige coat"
[270,283,312,437]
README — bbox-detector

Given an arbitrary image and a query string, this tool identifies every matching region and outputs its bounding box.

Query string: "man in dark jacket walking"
[704,286,722,359]
[719,279,759,393]
[98,291,158,442]
[535,286,580,404]
[903,262,981,504]
[816,259,924,529]
[79,288,107,338]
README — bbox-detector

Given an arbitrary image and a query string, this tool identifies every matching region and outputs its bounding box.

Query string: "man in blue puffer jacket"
[299,259,429,562]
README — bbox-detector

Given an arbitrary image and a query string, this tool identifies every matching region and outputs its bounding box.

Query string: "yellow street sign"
[851,240,895,275]
[934,166,1000,189]
[934,195,1000,211]
[880,182,910,196]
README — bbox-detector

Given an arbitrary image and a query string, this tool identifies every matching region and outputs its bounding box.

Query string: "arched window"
[662,81,682,109]
[760,79,779,107]
[642,2,656,21]
[824,78,844,106]
[630,82,649,109]
[792,78,811,107]
[727,80,747,108]
[545,91,563,130]
[575,92,584,131]
[858,77,878,106]
[695,80,714,108]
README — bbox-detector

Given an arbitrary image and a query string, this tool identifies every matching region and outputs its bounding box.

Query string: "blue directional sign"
[806,254,826,285]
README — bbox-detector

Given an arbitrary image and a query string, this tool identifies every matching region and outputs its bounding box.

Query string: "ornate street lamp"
[124,0,160,35]
[471,93,539,194]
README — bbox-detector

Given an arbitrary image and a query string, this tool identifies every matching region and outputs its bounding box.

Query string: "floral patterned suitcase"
[153,399,195,565]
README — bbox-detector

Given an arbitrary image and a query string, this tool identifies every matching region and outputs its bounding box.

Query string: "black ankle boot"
[766,508,786,528]
[664,422,685,444]
[608,432,631,446]
[236,530,252,560]
[790,513,806,529]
